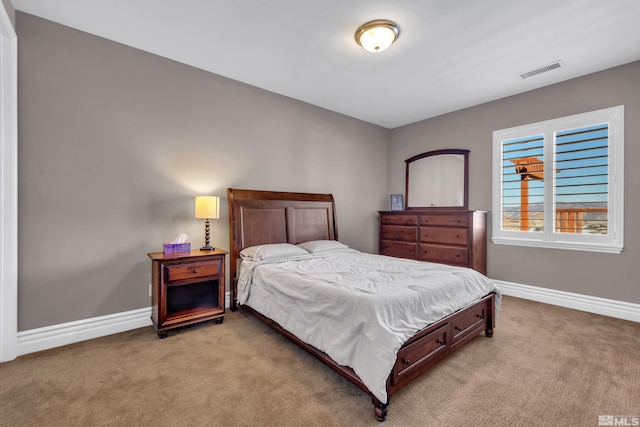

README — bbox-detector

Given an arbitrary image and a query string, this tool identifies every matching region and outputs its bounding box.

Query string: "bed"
[227,188,499,421]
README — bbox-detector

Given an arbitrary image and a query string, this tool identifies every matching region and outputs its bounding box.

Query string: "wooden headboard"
[227,188,338,310]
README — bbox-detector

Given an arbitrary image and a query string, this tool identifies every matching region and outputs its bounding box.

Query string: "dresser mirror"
[405,149,469,209]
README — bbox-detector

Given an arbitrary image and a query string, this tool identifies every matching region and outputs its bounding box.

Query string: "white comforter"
[237,248,501,403]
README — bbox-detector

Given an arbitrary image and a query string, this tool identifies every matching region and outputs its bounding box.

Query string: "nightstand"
[147,249,227,338]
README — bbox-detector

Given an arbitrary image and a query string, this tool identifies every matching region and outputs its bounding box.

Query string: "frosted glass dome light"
[355,20,400,53]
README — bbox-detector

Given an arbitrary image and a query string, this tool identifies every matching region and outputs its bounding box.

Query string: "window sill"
[491,236,623,254]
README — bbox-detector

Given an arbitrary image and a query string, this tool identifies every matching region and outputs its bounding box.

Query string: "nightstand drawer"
[165,260,220,282]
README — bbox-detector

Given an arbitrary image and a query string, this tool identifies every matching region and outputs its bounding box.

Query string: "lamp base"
[201,245,215,251]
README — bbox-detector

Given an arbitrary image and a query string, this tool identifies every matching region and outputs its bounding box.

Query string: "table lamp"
[195,196,219,250]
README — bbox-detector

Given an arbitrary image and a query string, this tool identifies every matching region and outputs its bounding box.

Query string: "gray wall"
[17,13,390,331]
[389,61,640,304]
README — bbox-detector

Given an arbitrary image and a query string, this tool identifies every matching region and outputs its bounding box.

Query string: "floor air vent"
[520,60,564,79]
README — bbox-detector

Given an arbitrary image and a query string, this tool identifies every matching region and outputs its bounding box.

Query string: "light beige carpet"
[1,296,639,427]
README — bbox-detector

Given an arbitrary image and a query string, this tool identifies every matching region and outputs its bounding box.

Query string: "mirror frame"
[405,149,469,210]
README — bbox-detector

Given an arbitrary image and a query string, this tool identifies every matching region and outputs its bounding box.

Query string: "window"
[492,106,624,253]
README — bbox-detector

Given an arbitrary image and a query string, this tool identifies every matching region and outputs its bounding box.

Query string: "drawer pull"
[436,339,445,345]
[402,358,411,365]
[476,314,483,318]
[456,254,460,258]
[193,269,198,273]
[454,326,462,331]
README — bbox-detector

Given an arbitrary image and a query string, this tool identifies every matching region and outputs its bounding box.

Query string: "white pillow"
[240,243,308,261]
[297,240,349,253]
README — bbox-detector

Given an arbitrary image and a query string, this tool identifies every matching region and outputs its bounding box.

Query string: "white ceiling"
[12,0,640,128]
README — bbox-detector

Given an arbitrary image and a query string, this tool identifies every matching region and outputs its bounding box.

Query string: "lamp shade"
[195,196,220,219]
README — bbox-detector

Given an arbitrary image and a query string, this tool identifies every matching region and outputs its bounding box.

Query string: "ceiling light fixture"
[355,19,400,53]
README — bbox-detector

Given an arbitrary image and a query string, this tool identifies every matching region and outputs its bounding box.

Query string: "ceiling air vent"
[520,60,564,79]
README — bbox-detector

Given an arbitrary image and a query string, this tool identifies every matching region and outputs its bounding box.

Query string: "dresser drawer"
[381,214,418,226]
[394,324,448,383]
[380,225,417,242]
[418,244,468,265]
[165,260,221,282]
[419,226,468,245]
[419,214,468,227]
[380,241,417,259]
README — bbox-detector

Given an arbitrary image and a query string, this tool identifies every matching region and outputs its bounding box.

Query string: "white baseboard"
[495,280,640,323]
[16,291,232,357]
[17,307,152,356]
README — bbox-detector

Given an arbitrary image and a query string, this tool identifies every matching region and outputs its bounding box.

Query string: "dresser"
[379,210,487,275]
